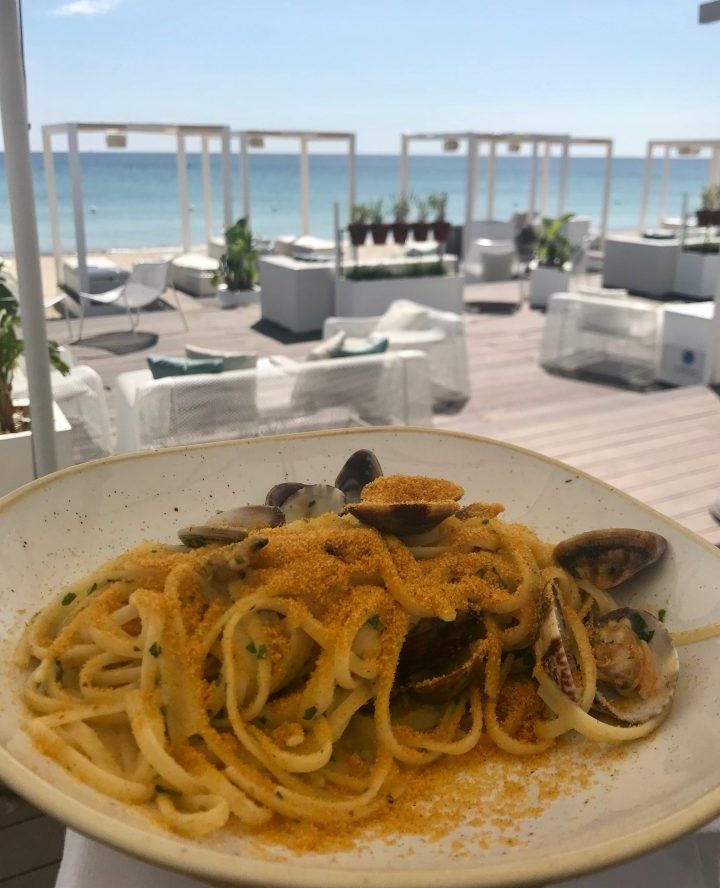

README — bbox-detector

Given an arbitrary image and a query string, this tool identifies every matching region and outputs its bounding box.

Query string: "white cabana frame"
[400,132,613,257]
[638,138,720,230]
[233,130,356,236]
[42,122,233,293]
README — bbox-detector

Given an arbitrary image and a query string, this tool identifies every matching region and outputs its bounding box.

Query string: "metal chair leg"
[173,286,189,331]
[76,295,87,342]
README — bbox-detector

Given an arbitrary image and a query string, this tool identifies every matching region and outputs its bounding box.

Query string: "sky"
[12,0,720,156]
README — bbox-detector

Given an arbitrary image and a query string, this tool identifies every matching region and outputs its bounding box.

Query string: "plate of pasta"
[1,427,720,888]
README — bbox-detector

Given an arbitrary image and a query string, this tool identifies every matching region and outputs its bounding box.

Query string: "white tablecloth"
[56,828,720,888]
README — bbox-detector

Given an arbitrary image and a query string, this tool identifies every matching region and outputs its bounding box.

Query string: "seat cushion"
[147,355,224,379]
[306,330,346,362]
[185,344,258,371]
[372,300,430,334]
[330,336,389,359]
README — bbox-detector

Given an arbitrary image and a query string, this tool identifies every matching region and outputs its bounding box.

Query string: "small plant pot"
[413,222,430,242]
[348,222,368,247]
[697,210,713,227]
[215,284,260,309]
[391,222,410,245]
[710,210,720,226]
[432,220,451,243]
[370,223,390,245]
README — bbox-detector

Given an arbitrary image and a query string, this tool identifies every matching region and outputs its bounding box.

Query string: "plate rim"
[1,425,719,887]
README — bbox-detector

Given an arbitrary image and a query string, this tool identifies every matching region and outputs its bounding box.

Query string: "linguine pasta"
[14,468,683,838]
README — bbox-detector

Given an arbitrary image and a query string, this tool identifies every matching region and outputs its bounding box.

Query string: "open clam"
[335,450,383,503]
[553,528,667,589]
[345,474,463,537]
[394,611,486,704]
[178,505,284,548]
[534,582,679,725]
[591,608,679,724]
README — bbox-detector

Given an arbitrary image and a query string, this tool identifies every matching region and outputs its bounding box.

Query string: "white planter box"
[529,267,570,309]
[673,251,720,299]
[0,402,74,498]
[216,284,260,309]
[259,256,335,333]
[335,273,464,317]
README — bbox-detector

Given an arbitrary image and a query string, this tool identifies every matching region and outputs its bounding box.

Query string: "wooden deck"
[4,283,720,887]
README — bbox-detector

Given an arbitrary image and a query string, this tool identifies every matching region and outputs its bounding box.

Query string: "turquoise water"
[0,153,710,253]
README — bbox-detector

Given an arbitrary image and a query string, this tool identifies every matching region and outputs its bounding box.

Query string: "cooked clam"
[280,483,346,522]
[534,580,582,704]
[395,611,486,704]
[178,505,284,548]
[265,482,307,509]
[591,608,679,724]
[554,528,667,589]
[335,450,383,503]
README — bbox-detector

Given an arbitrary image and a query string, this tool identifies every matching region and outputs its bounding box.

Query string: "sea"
[0,153,710,254]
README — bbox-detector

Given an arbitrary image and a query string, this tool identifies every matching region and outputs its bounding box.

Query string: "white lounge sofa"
[114,351,433,453]
[323,300,470,409]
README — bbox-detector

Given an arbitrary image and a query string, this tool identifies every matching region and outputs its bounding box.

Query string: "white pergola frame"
[638,138,720,230]
[400,132,613,257]
[232,129,356,236]
[42,122,233,293]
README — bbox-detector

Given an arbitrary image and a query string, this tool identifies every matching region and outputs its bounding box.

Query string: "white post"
[220,127,233,230]
[347,134,357,222]
[710,147,720,187]
[399,134,409,200]
[712,270,720,384]
[639,142,654,231]
[486,139,497,219]
[300,136,310,236]
[599,141,613,243]
[540,141,551,216]
[201,136,213,244]
[657,145,671,225]
[528,139,539,219]
[240,132,250,220]
[42,127,63,286]
[557,137,570,215]
[464,135,479,260]
[176,133,191,252]
[66,123,88,293]
[0,0,57,476]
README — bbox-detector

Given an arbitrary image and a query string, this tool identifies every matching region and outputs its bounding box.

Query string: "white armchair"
[323,301,470,409]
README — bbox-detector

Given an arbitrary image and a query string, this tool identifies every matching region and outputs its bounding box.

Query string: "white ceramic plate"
[1,427,720,888]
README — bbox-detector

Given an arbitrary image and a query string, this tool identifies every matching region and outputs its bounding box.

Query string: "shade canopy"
[639,138,720,230]
[233,129,357,236]
[400,131,613,257]
[42,122,233,292]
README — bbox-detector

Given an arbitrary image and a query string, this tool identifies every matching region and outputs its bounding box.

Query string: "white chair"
[76,261,187,341]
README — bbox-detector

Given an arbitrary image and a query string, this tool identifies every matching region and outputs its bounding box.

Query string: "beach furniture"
[113,351,431,453]
[62,255,129,296]
[603,233,680,297]
[170,253,220,298]
[76,260,186,340]
[323,300,470,408]
[540,291,662,389]
[658,301,714,386]
[258,254,336,333]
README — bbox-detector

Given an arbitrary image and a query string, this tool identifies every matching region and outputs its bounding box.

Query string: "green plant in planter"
[391,194,411,223]
[414,196,430,223]
[428,192,448,221]
[701,185,720,210]
[0,260,69,434]
[534,213,575,270]
[212,218,259,292]
[368,199,384,224]
[351,204,370,224]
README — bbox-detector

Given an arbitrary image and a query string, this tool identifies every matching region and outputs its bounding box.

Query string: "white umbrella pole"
[0,0,57,477]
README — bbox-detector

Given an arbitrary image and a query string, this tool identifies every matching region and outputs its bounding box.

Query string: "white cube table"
[658,301,714,386]
[603,234,680,297]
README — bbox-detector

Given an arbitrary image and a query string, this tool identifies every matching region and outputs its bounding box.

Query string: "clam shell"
[335,450,383,503]
[345,501,458,536]
[280,484,346,522]
[534,580,582,704]
[265,482,307,509]
[178,505,284,547]
[592,608,679,724]
[554,528,667,589]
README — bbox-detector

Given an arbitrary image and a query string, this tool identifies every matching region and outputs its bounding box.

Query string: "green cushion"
[147,355,224,379]
[329,337,389,359]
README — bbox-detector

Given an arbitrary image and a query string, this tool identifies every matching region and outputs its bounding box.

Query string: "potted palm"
[697,186,720,228]
[212,218,260,308]
[529,213,575,309]
[0,261,71,490]
[391,194,411,245]
[348,204,369,247]
[412,196,431,242]
[368,199,389,245]
[429,192,451,243]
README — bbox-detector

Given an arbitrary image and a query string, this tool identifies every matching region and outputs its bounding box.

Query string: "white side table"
[658,301,714,386]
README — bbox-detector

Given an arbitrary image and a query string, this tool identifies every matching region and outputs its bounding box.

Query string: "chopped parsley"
[55,659,64,682]
[303,706,317,721]
[367,614,381,630]
[61,592,76,606]
[149,642,162,658]
[246,641,268,660]
[88,582,98,594]
[628,612,654,643]
[246,641,257,655]
[658,608,667,623]
[482,518,490,525]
